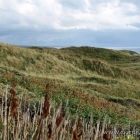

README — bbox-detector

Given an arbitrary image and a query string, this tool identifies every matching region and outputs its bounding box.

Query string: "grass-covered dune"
[0,42,140,126]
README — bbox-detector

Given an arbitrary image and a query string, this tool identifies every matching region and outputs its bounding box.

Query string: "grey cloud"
[122,0,140,5]
[0,8,24,29]
[0,29,140,48]
[57,0,86,10]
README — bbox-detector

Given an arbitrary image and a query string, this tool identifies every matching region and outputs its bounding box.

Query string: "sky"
[0,0,140,52]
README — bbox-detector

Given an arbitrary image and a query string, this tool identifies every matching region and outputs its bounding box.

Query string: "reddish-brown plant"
[9,87,19,138]
[41,84,50,119]
[103,125,112,140]
[72,118,83,140]
[47,122,52,140]
[9,88,18,117]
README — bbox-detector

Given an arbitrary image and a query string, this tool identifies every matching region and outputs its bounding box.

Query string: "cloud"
[1,28,140,48]
[0,0,140,31]
[0,0,140,49]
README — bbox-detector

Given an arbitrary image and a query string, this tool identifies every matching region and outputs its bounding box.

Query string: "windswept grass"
[0,84,139,140]
[0,42,140,135]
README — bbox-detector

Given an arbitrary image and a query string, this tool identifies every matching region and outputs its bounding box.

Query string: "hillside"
[0,42,140,125]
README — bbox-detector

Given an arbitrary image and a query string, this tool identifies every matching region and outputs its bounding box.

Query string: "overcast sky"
[0,0,140,51]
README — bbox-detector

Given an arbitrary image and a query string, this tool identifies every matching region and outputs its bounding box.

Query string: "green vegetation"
[0,42,140,127]
[1,85,139,140]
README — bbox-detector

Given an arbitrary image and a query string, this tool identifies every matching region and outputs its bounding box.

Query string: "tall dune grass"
[0,84,139,140]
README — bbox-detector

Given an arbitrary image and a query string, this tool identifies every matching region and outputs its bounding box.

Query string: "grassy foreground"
[0,84,139,140]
